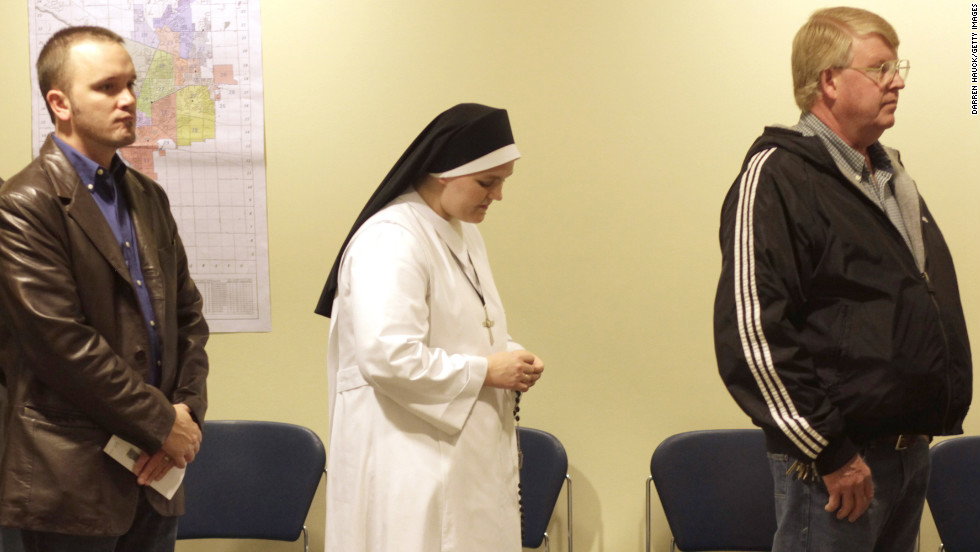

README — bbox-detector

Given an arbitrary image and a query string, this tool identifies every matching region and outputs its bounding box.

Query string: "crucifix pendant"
[482,305,495,345]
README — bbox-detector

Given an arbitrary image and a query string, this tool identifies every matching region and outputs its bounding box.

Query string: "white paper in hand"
[103,435,185,500]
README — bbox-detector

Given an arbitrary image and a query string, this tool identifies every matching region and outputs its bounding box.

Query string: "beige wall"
[1,1,977,551]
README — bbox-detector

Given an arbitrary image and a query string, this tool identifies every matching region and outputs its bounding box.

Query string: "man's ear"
[46,89,72,123]
[818,68,839,101]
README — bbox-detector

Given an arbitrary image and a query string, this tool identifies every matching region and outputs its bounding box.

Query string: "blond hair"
[791,7,899,111]
[37,26,125,123]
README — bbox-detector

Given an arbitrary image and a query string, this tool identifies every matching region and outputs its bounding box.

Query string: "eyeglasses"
[837,59,910,84]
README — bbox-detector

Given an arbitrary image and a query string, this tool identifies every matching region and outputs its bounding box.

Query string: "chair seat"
[518,427,572,551]
[648,429,775,552]
[927,436,980,552]
[177,420,326,547]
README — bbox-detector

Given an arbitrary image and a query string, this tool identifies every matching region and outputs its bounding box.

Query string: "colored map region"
[126,2,221,177]
[30,0,271,332]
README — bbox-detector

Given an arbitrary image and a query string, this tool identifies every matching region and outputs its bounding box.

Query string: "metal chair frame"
[535,474,572,552]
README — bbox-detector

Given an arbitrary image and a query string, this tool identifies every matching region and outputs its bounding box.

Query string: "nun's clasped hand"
[485,350,545,392]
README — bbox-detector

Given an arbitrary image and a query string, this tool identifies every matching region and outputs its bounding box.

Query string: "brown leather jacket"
[0,137,209,535]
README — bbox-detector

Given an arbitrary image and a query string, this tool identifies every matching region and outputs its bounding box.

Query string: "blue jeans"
[18,489,177,552]
[768,437,930,552]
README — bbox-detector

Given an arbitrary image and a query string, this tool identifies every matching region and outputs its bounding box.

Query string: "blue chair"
[177,420,326,551]
[519,427,572,552]
[927,436,980,552]
[647,429,776,552]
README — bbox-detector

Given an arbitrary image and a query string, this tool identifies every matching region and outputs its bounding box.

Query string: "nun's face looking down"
[421,160,516,223]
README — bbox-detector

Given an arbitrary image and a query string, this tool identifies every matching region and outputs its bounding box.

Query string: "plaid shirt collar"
[793,112,894,186]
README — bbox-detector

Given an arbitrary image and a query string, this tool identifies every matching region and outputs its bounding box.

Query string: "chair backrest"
[518,426,568,549]
[177,420,326,542]
[650,429,776,551]
[927,436,980,552]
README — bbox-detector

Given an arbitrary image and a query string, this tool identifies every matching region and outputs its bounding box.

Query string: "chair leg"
[565,474,573,552]
[302,525,309,552]
[543,532,550,552]
[647,476,676,552]
[645,476,652,552]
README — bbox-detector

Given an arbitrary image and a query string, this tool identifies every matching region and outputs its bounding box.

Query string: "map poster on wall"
[29,0,271,333]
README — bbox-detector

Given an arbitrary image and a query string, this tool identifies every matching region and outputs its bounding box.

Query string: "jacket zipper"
[844,180,955,433]
[920,270,954,433]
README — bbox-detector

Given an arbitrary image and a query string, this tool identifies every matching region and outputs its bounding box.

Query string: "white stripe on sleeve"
[732,148,829,460]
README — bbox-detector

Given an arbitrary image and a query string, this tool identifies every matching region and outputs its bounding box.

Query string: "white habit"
[325,190,522,552]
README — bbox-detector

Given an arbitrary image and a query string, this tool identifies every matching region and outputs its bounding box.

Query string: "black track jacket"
[714,126,972,475]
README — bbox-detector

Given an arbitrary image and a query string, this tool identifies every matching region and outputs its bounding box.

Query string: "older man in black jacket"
[714,7,971,552]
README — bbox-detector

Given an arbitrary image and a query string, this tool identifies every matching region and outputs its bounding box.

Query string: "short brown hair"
[36,26,126,123]
[791,7,899,111]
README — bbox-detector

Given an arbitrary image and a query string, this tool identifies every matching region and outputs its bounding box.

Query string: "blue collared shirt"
[52,135,162,386]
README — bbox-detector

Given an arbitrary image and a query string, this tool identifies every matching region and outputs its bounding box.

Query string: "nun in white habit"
[315,103,545,552]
